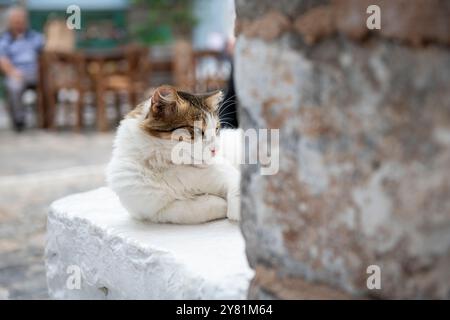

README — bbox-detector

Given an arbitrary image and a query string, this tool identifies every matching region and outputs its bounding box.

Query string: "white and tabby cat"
[106,85,241,224]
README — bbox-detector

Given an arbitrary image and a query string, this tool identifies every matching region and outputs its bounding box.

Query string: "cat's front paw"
[226,194,240,221]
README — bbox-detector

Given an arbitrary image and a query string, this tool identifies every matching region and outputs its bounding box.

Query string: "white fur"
[106,102,241,224]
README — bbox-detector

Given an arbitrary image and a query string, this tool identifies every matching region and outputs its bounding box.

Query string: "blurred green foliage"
[132,0,197,44]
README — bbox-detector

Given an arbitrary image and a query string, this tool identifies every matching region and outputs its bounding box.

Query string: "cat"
[106,85,241,224]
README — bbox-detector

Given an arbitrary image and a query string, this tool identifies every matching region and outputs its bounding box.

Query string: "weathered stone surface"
[248,265,352,299]
[236,0,450,47]
[236,10,291,41]
[46,188,253,299]
[236,1,450,299]
[293,0,450,46]
[235,0,325,20]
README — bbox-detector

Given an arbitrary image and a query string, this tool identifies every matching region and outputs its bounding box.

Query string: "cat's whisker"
[220,114,238,122]
[218,106,238,120]
[219,120,236,128]
[218,95,237,116]
[219,94,236,108]
[221,116,236,120]
[219,102,237,111]
[221,101,236,112]
[219,110,237,118]
[220,123,235,128]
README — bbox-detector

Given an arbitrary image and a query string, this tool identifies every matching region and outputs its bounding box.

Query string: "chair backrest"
[124,45,150,82]
[173,45,230,92]
[42,51,86,89]
[173,39,195,91]
[44,19,76,53]
[192,50,230,92]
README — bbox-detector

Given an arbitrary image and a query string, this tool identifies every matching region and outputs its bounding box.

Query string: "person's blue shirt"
[0,29,44,77]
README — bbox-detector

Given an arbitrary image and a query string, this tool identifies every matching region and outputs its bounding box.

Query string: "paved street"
[0,126,114,299]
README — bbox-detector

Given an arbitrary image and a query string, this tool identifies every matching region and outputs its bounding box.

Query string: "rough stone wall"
[235,0,450,299]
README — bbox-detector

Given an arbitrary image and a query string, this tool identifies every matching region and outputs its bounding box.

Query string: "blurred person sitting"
[0,6,44,131]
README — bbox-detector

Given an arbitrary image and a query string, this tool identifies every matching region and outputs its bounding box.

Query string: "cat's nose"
[210,147,217,156]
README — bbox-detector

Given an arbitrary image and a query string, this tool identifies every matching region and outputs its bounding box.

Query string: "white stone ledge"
[45,187,254,299]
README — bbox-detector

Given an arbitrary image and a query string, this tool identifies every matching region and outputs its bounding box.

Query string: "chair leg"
[96,85,108,132]
[129,90,137,110]
[36,86,46,128]
[47,89,57,129]
[75,91,84,132]
[114,92,122,124]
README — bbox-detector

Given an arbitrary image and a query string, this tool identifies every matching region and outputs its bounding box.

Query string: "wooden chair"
[192,50,230,92]
[42,51,90,130]
[94,45,150,131]
[173,39,195,91]
[173,44,229,92]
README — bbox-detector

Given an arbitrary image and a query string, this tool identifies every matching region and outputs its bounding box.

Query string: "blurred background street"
[0,0,236,299]
[0,111,113,298]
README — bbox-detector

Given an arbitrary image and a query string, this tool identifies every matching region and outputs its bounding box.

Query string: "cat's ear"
[204,90,223,111]
[152,85,178,105]
[150,86,178,118]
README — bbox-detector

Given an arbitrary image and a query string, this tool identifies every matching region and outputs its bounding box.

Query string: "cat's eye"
[178,136,183,142]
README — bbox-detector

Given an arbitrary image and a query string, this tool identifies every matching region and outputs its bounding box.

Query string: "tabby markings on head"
[127,85,223,141]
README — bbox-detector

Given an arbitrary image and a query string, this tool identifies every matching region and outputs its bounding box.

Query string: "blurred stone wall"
[235,0,450,299]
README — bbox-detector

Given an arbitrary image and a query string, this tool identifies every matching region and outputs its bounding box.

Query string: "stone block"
[45,188,253,299]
